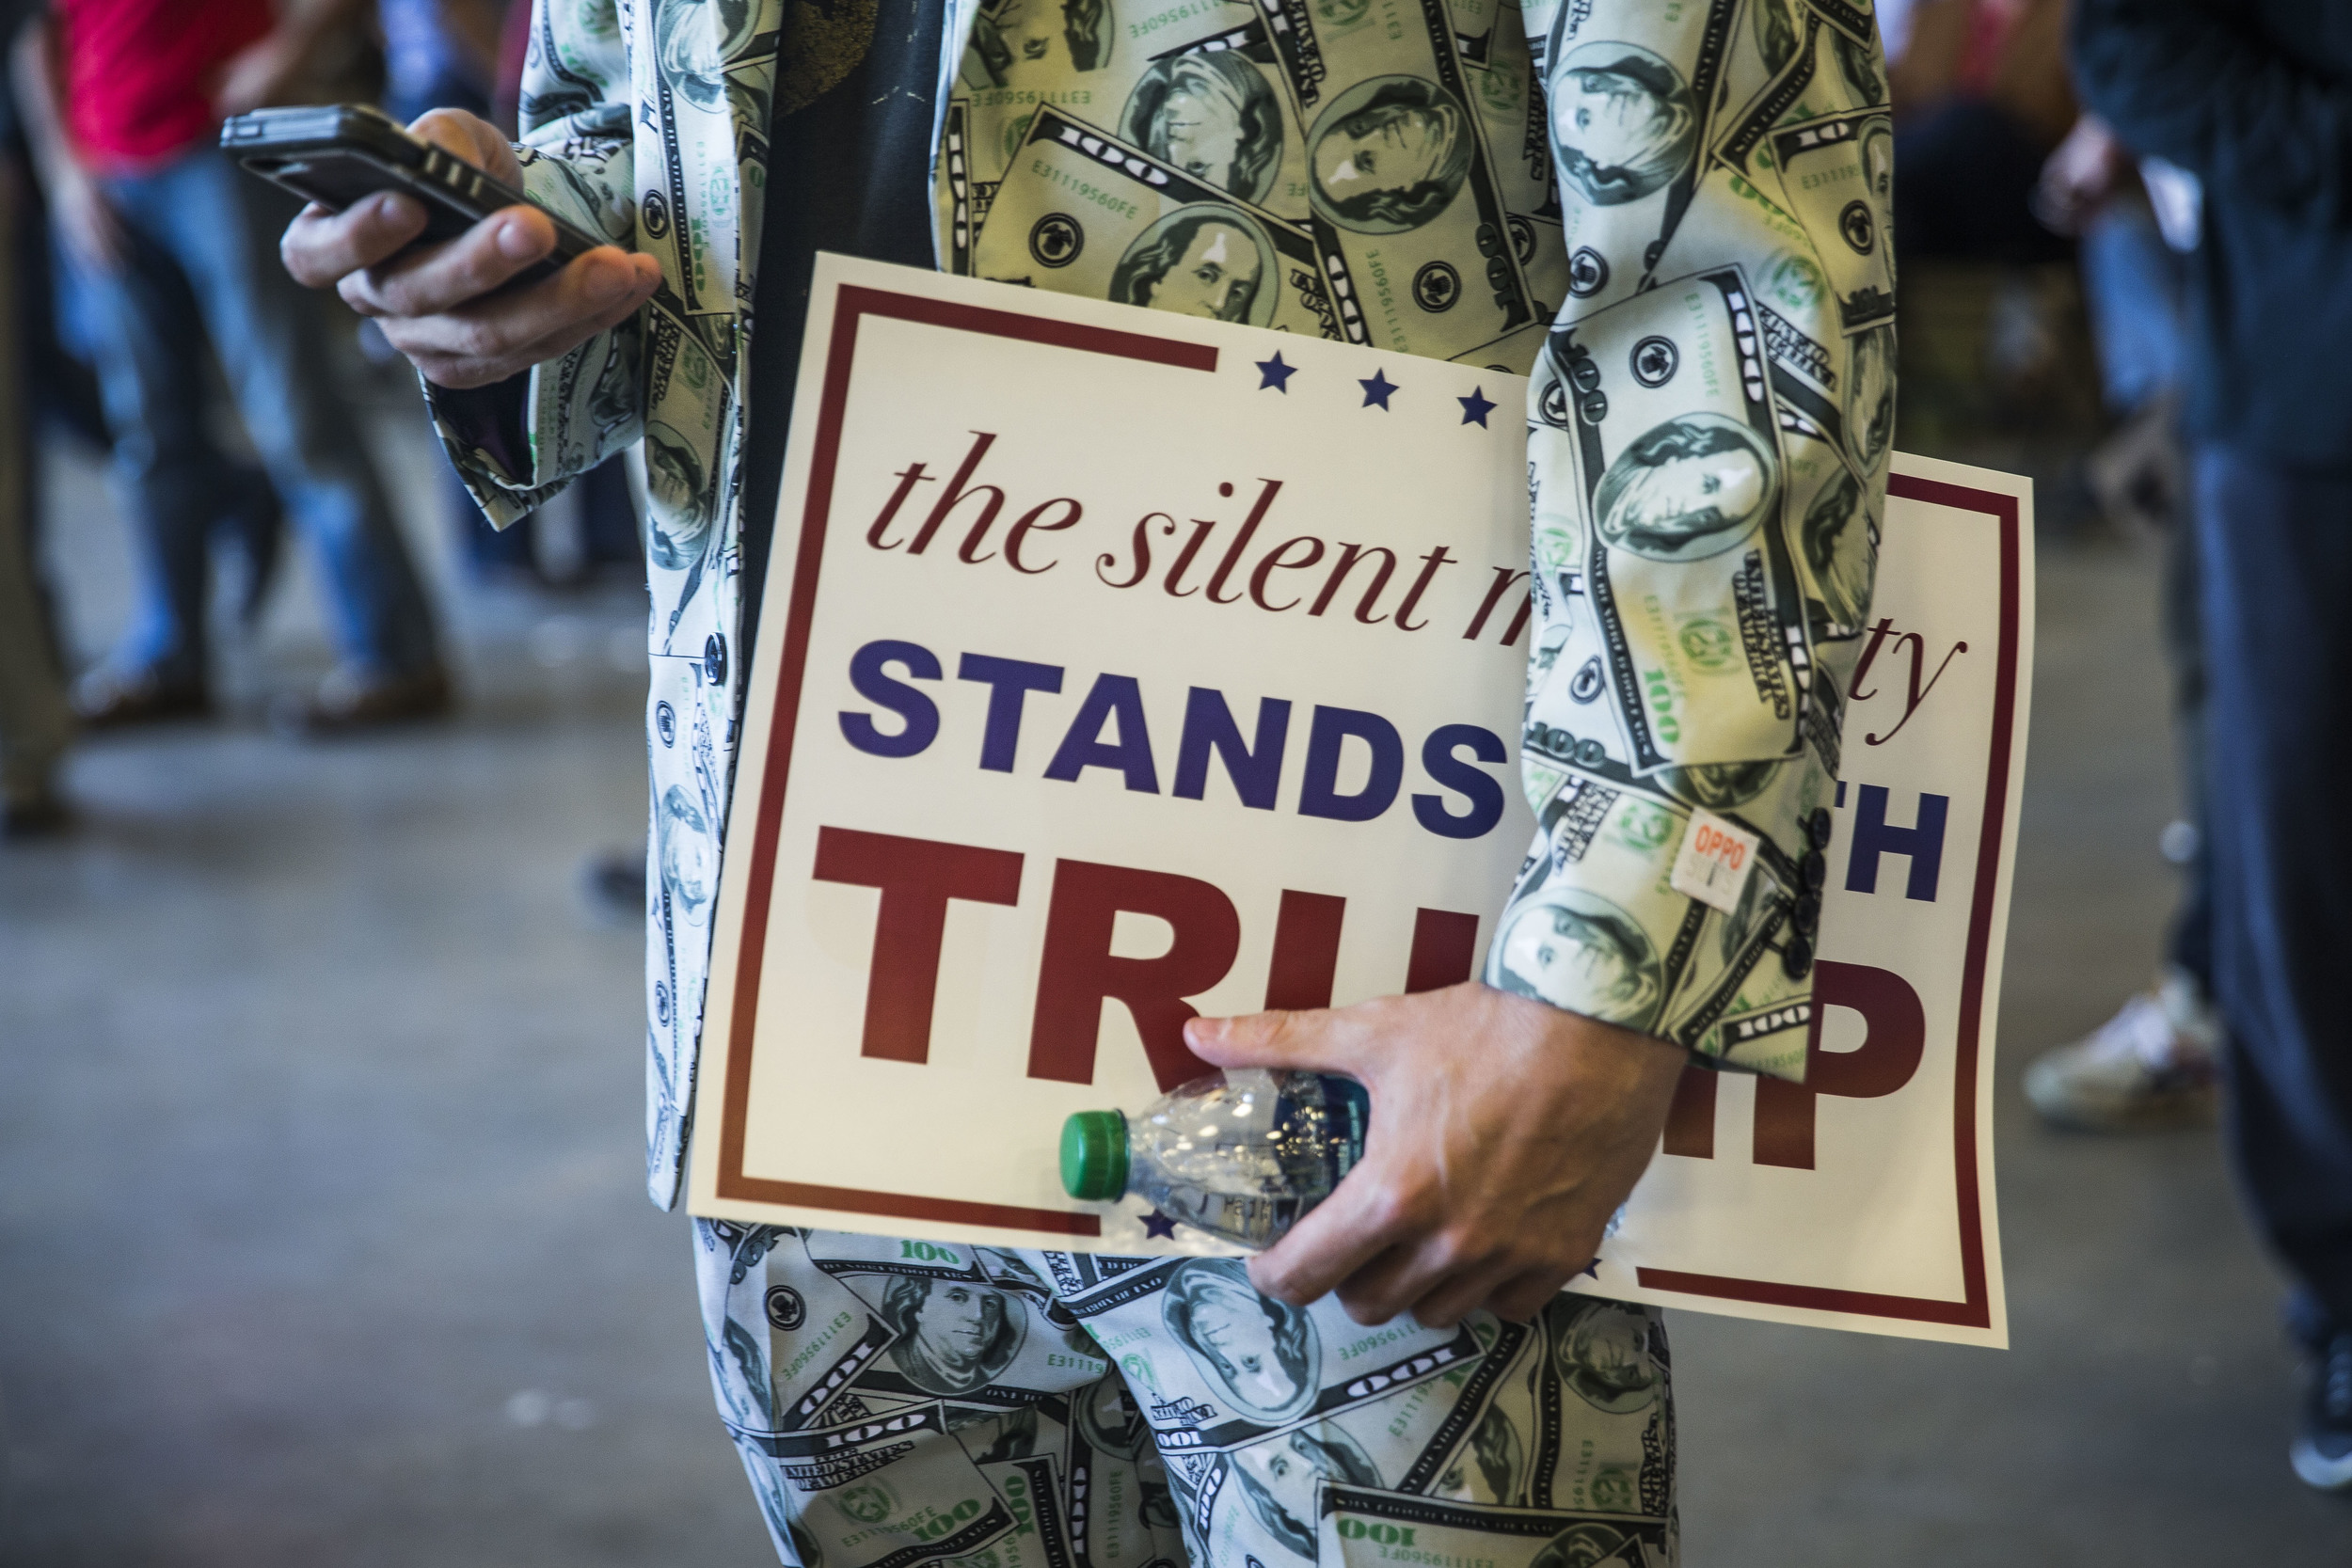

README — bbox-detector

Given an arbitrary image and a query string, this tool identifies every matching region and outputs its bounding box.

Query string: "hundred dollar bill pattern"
[696,1224,1677,1568]
[1317,1487,1672,1568]
[938,0,1552,367]
[1493,0,1893,1071]
[975,109,1344,337]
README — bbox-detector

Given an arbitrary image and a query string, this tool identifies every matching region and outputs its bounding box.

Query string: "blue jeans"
[2077,199,2186,418]
[72,148,438,685]
[2195,445,2352,1341]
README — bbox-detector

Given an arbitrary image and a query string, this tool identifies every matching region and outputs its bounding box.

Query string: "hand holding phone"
[265,105,663,389]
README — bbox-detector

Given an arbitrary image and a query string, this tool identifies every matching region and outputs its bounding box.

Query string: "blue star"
[1141,1210,1179,1240]
[1579,1256,1601,1280]
[1256,352,1296,392]
[1359,369,1398,409]
[1458,387,1497,428]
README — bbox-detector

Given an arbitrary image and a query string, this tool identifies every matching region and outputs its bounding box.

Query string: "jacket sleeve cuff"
[1482,768,1832,1084]
[423,372,543,529]
[422,142,648,520]
[511,144,648,486]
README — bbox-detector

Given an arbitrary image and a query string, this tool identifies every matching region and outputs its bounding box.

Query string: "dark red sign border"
[1633,472,2020,1329]
[715,283,1216,1236]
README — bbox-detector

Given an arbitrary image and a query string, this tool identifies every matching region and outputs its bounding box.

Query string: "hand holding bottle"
[1181,981,1686,1331]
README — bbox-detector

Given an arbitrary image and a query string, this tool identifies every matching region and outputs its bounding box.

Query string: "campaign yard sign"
[689,254,2030,1348]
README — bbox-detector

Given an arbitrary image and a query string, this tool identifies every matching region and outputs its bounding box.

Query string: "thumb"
[1184,1005,1368,1077]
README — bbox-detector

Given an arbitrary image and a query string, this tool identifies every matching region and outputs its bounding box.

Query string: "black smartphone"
[221,103,604,287]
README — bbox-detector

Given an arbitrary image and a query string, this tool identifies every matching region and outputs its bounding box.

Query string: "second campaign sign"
[691,255,2030,1348]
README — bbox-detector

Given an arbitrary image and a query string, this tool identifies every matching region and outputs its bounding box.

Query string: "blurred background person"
[2018,113,2224,1132]
[1888,0,2076,267]
[378,0,499,127]
[0,0,71,838]
[1880,4,2223,1138]
[12,0,452,736]
[1881,0,2112,529]
[2075,0,2352,1494]
[371,0,649,911]
[371,0,644,594]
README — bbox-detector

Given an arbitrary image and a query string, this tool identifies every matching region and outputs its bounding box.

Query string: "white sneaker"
[2022,970,2222,1132]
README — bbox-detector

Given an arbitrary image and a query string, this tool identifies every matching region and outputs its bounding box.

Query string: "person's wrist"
[1539,1004,1689,1149]
[1534,990,1684,1069]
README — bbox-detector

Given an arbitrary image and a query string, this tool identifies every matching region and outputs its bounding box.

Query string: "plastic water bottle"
[1059,1069,1371,1247]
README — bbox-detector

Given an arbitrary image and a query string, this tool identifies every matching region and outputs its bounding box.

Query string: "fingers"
[66,211,127,275]
[1333,1241,1451,1326]
[1184,998,1382,1076]
[341,205,563,318]
[1246,1158,1417,1309]
[1485,1267,1573,1326]
[1405,1255,1526,1331]
[407,107,526,186]
[282,191,431,288]
[281,110,526,293]
[386,249,660,388]
[1184,1009,1322,1070]
[280,130,659,391]
[1336,1221,1557,1329]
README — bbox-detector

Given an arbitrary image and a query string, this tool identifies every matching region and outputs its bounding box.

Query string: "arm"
[2035,115,2136,237]
[2073,0,2352,219]
[9,13,126,271]
[1192,0,1891,1329]
[474,0,648,508]
[278,0,656,525]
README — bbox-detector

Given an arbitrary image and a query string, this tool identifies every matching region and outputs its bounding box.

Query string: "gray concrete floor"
[5,383,2351,1564]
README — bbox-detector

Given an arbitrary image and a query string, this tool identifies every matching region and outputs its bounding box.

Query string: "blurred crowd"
[0,0,2218,1129]
[1877,0,2216,1121]
[1896,0,2352,1491]
[0,0,641,845]
[2,0,2350,1509]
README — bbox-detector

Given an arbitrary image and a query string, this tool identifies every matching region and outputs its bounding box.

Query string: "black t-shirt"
[736,0,947,662]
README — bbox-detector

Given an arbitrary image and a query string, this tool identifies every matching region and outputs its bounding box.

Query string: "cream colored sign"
[690,254,2028,1348]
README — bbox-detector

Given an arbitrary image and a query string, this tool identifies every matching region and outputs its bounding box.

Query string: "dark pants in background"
[2195,446,2352,1340]
[2161,474,2213,989]
[1894,99,2074,266]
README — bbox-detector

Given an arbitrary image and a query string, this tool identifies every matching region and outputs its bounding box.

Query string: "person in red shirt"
[57,0,273,167]
[15,0,451,732]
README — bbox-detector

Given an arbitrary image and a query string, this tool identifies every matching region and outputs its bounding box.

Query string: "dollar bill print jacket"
[430,0,1892,1208]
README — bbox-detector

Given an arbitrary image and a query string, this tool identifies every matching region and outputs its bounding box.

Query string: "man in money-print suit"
[281,0,1891,1561]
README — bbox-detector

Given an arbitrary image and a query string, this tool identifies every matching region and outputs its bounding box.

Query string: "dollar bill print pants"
[697,1225,1678,1568]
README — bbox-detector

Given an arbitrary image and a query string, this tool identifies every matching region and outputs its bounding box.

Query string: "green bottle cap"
[1061,1111,1130,1201]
